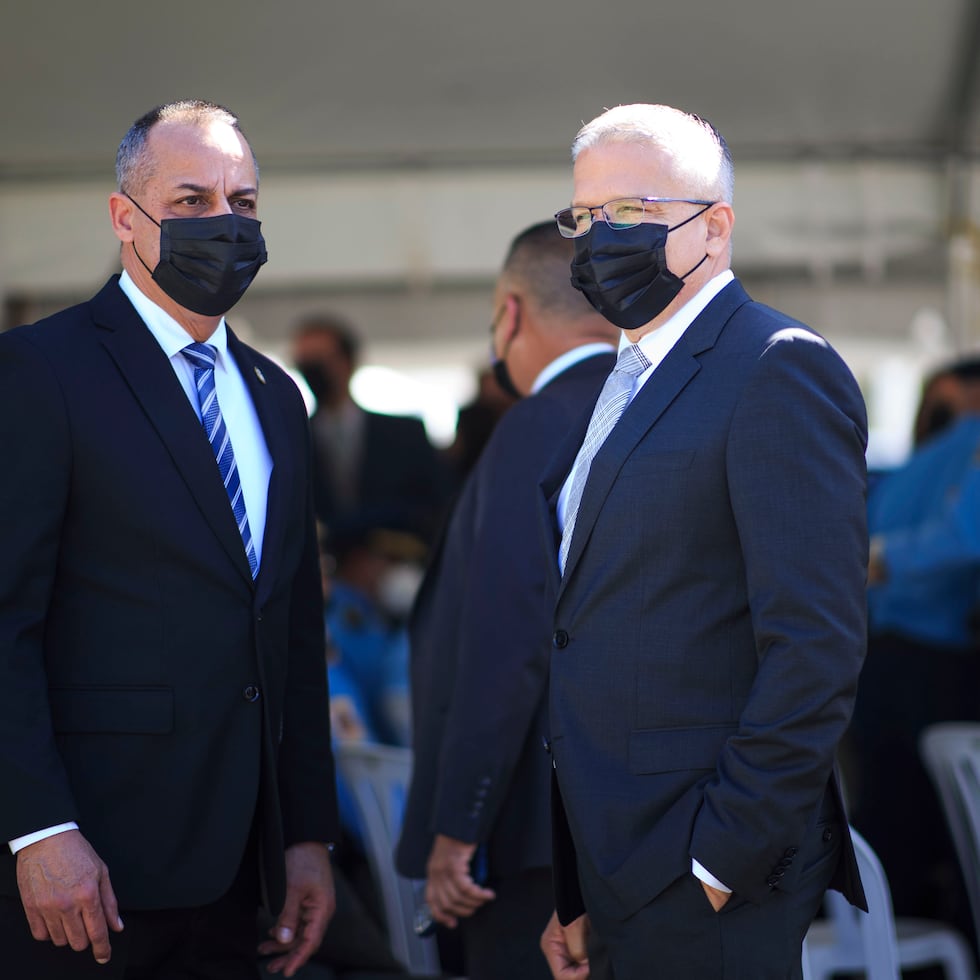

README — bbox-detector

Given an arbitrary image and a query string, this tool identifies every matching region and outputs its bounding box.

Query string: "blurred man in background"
[396,221,618,980]
[292,315,451,546]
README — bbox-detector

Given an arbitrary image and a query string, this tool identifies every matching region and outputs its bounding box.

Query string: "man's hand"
[700,879,731,911]
[424,834,496,928]
[16,829,123,965]
[258,842,336,977]
[867,535,888,585]
[540,910,590,979]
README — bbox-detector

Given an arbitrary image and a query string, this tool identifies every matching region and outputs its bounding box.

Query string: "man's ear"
[108,192,136,244]
[499,292,522,346]
[704,203,734,257]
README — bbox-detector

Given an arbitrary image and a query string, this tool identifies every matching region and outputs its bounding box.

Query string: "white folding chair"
[921,722,980,965]
[334,741,444,977]
[804,826,974,980]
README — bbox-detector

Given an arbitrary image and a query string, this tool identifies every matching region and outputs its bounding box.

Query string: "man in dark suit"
[395,222,618,980]
[538,104,869,980]
[291,315,451,547]
[0,100,338,979]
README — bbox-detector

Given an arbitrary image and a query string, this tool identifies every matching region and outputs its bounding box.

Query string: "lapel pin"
[254,366,267,384]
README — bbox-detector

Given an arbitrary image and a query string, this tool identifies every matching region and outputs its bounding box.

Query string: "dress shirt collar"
[628,269,734,377]
[531,342,617,395]
[118,270,229,361]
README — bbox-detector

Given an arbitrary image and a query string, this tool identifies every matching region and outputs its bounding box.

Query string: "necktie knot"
[615,343,650,379]
[181,342,217,371]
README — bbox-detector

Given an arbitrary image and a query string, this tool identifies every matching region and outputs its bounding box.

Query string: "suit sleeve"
[429,407,552,844]
[0,332,79,840]
[690,327,868,902]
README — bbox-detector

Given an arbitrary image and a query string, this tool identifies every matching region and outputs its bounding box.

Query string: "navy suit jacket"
[540,280,868,923]
[0,277,338,912]
[396,351,615,881]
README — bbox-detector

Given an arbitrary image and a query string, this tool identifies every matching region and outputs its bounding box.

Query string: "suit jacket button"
[822,828,834,842]
[243,685,260,702]
[553,630,569,649]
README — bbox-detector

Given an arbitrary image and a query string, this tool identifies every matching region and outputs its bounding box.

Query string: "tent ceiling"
[2,0,979,182]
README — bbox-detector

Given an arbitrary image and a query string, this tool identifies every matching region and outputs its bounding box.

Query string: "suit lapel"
[557,280,752,593]
[92,280,254,589]
[228,329,289,602]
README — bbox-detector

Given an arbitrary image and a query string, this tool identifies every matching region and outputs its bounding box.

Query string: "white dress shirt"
[530,342,617,395]
[9,273,273,855]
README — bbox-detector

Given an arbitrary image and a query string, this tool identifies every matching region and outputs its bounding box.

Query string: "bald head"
[115,100,257,198]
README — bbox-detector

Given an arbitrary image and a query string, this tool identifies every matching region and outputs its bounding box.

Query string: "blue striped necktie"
[559,343,651,574]
[181,343,258,578]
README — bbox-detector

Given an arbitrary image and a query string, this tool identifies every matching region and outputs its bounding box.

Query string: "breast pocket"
[618,450,697,480]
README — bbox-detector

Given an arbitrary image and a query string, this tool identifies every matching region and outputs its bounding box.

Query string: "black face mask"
[569,207,710,331]
[295,360,338,406]
[489,310,523,400]
[127,196,268,316]
[491,355,522,400]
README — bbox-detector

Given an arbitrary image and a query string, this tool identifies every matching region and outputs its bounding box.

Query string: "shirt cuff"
[9,822,79,855]
[692,858,731,893]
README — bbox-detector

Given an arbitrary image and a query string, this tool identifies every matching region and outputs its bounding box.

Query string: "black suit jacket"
[396,350,615,881]
[311,407,450,543]
[0,277,338,912]
[540,281,868,924]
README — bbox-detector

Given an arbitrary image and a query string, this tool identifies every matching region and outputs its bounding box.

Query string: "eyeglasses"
[555,197,716,239]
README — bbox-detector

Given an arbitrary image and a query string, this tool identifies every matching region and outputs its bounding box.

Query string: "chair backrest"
[920,722,980,954]
[844,827,902,979]
[334,741,442,976]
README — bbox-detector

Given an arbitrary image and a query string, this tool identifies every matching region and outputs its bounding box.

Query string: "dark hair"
[115,100,257,195]
[501,221,595,319]
[942,356,980,381]
[293,314,361,365]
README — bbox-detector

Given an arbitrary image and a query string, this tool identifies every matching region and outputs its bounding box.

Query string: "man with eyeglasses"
[537,104,869,980]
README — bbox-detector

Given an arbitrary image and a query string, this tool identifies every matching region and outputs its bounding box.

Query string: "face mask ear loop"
[678,252,710,281]
[667,204,713,281]
[124,194,161,277]
[124,193,162,228]
[666,202,713,234]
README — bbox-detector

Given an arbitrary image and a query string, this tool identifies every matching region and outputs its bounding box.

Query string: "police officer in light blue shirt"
[852,404,980,934]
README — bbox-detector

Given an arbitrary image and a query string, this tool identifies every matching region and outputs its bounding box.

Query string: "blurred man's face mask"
[489,304,522,400]
[295,360,339,407]
[127,195,268,316]
[570,210,709,331]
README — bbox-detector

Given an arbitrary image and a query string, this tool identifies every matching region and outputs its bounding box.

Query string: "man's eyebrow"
[171,182,258,197]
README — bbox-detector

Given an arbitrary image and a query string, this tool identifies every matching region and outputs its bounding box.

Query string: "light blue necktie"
[559,343,651,574]
[181,343,258,578]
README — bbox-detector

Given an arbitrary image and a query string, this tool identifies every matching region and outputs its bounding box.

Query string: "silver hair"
[571,104,734,204]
